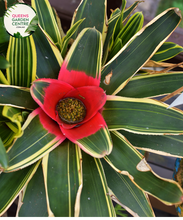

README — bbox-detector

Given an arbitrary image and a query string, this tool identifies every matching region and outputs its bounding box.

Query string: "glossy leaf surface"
[152,42,183,62]
[117,12,144,46]
[101,8,181,95]
[6,108,65,172]
[0,138,8,169]
[117,72,183,98]
[32,26,62,79]
[32,0,62,50]
[102,159,154,217]
[0,106,18,148]
[2,106,23,139]
[120,130,183,158]
[102,9,120,65]
[59,28,102,87]
[0,85,38,110]
[103,96,183,134]
[18,163,48,217]
[105,131,183,205]
[43,141,82,217]
[0,160,40,216]
[123,1,143,22]
[6,36,37,87]
[79,151,116,217]
[61,19,84,58]
[61,113,112,158]
[71,0,107,41]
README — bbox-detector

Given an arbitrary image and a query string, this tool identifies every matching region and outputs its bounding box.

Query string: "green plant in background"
[156,0,183,28]
[0,0,183,217]
[115,204,128,217]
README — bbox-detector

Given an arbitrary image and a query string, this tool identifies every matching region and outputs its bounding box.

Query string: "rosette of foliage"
[0,0,183,217]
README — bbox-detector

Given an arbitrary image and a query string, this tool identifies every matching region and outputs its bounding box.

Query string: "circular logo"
[4,3,38,38]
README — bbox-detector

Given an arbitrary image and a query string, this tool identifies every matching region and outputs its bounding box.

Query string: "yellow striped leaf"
[42,141,82,217]
[0,160,40,216]
[0,138,8,169]
[5,108,65,172]
[71,0,107,43]
[79,151,116,217]
[32,0,62,51]
[102,159,155,216]
[101,8,181,95]
[103,95,183,134]
[18,163,48,217]
[105,131,183,205]
[6,35,37,87]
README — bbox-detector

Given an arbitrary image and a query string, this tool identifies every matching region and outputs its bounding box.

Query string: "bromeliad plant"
[1,0,183,217]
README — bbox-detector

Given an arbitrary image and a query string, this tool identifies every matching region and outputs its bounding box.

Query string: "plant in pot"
[0,0,183,217]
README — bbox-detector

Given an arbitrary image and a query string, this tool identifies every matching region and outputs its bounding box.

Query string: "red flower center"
[56,97,86,124]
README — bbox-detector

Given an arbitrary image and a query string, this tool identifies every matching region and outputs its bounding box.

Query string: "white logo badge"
[4,3,38,38]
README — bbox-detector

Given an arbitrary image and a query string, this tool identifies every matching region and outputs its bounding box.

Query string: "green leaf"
[5,108,64,172]
[120,130,183,158]
[0,0,18,16]
[117,72,183,98]
[115,204,128,217]
[103,0,141,62]
[0,105,28,148]
[0,55,10,69]
[110,8,121,18]
[0,70,9,85]
[121,0,127,12]
[18,163,48,217]
[71,0,107,42]
[105,131,183,205]
[102,10,121,65]
[152,42,183,62]
[0,138,8,169]
[51,7,65,39]
[0,122,15,147]
[107,10,144,63]
[79,151,116,217]
[110,11,123,51]
[103,96,183,134]
[0,85,38,110]
[0,106,19,148]
[65,28,102,80]
[0,160,40,216]
[32,0,62,51]
[102,159,154,217]
[2,106,23,138]
[61,19,85,58]
[25,15,38,34]
[0,17,8,40]
[42,141,82,217]
[77,124,113,158]
[32,26,62,79]
[101,8,181,95]
[123,1,143,22]
[6,35,37,87]
[0,17,9,53]
[106,38,122,62]
[117,12,144,46]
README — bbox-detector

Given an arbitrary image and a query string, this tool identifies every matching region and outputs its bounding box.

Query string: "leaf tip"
[174,8,182,19]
